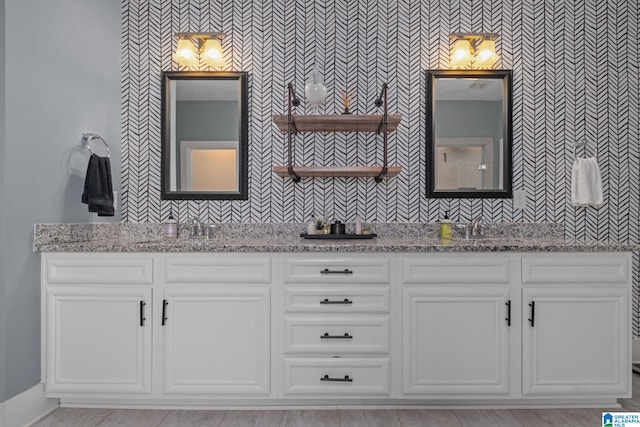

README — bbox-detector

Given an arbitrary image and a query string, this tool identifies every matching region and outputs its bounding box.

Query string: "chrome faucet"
[189,217,205,238]
[471,216,486,237]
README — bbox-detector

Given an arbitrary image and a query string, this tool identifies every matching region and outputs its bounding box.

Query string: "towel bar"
[82,132,110,157]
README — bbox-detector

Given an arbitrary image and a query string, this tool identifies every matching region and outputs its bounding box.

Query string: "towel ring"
[574,139,595,159]
[83,132,110,157]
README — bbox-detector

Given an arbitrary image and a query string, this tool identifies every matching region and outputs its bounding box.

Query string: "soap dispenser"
[163,214,178,239]
[439,211,453,239]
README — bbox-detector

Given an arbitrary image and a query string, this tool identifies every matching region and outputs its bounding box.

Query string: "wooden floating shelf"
[272,114,402,133]
[272,166,402,179]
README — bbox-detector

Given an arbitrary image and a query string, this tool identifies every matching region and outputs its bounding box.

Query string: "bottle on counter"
[439,211,453,239]
[307,216,316,235]
[163,214,178,239]
[354,214,362,235]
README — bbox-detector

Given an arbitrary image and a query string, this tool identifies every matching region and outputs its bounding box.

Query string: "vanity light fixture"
[173,32,227,68]
[448,33,499,69]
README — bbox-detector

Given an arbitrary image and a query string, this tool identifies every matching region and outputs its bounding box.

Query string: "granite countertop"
[33,223,639,253]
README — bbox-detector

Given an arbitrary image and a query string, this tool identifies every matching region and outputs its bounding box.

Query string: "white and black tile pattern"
[120,0,640,334]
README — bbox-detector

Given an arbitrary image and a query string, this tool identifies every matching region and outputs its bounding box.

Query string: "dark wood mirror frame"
[426,69,513,199]
[161,71,248,200]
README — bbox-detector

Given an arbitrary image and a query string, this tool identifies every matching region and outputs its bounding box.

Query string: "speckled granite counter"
[33,222,638,253]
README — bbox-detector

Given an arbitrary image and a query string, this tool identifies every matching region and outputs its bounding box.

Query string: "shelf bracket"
[375,166,388,183]
[376,83,389,178]
[287,166,301,182]
[286,82,301,182]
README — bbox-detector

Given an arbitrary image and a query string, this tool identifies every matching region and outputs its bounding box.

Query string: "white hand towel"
[571,157,603,208]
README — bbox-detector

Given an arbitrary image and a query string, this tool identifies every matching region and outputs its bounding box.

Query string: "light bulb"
[203,38,226,68]
[474,39,499,68]
[173,38,198,67]
[449,39,472,69]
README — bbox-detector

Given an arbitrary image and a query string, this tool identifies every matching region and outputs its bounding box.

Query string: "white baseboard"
[0,384,58,427]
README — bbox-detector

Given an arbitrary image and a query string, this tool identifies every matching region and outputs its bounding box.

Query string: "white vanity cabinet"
[42,254,154,396]
[401,255,514,397]
[41,250,632,407]
[161,254,272,396]
[279,255,393,397]
[520,254,631,398]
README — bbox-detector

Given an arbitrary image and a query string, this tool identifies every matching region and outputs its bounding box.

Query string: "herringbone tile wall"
[121,0,640,335]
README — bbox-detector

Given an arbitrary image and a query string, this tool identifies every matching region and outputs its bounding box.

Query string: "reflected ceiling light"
[448,33,499,69]
[173,32,227,69]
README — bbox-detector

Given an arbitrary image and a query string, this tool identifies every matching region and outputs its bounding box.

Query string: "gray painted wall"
[0,0,6,404]
[1,0,121,401]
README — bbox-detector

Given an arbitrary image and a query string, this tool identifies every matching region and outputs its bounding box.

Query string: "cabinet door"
[45,287,152,394]
[403,287,511,396]
[522,287,630,396]
[163,287,270,395]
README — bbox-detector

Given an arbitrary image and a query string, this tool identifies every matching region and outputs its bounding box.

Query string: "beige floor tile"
[340,409,400,427]
[453,409,522,427]
[158,410,227,427]
[219,410,285,427]
[396,409,463,427]
[562,408,609,427]
[97,409,171,427]
[509,409,584,427]
[32,408,113,427]
[280,409,341,427]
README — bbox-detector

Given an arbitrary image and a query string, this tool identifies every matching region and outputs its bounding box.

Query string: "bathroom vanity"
[35,224,634,408]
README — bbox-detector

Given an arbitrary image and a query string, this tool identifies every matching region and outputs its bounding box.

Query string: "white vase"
[305,67,327,111]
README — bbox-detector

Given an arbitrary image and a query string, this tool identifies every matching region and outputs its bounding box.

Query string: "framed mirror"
[161,71,248,200]
[426,70,512,198]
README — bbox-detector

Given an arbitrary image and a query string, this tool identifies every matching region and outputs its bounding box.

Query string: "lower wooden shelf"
[272,165,402,179]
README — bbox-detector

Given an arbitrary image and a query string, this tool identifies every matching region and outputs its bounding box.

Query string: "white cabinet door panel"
[522,287,630,396]
[163,287,270,395]
[403,287,511,396]
[45,287,152,394]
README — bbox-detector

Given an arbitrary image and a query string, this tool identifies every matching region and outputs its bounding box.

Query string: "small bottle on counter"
[354,214,362,235]
[439,211,453,239]
[163,214,178,239]
[307,216,316,235]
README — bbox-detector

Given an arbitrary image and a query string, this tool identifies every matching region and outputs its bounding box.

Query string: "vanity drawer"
[283,357,391,396]
[283,286,390,313]
[402,255,510,285]
[45,254,153,285]
[522,254,630,285]
[283,316,390,354]
[164,254,272,284]
[282,256,390,284]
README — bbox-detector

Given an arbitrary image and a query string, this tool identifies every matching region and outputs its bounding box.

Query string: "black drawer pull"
[320,374,353,382]
[528,301,535,327]
[505,300,511,327]
[139,301,146,327]
[161,299,168,326]
[320,268,353,275]
[320,298,353,305]
[320,332,353,339]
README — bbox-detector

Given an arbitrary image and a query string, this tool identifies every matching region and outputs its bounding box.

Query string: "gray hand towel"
[81,154,114,216]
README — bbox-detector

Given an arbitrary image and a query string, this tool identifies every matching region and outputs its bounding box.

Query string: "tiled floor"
[32,374,640,427]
